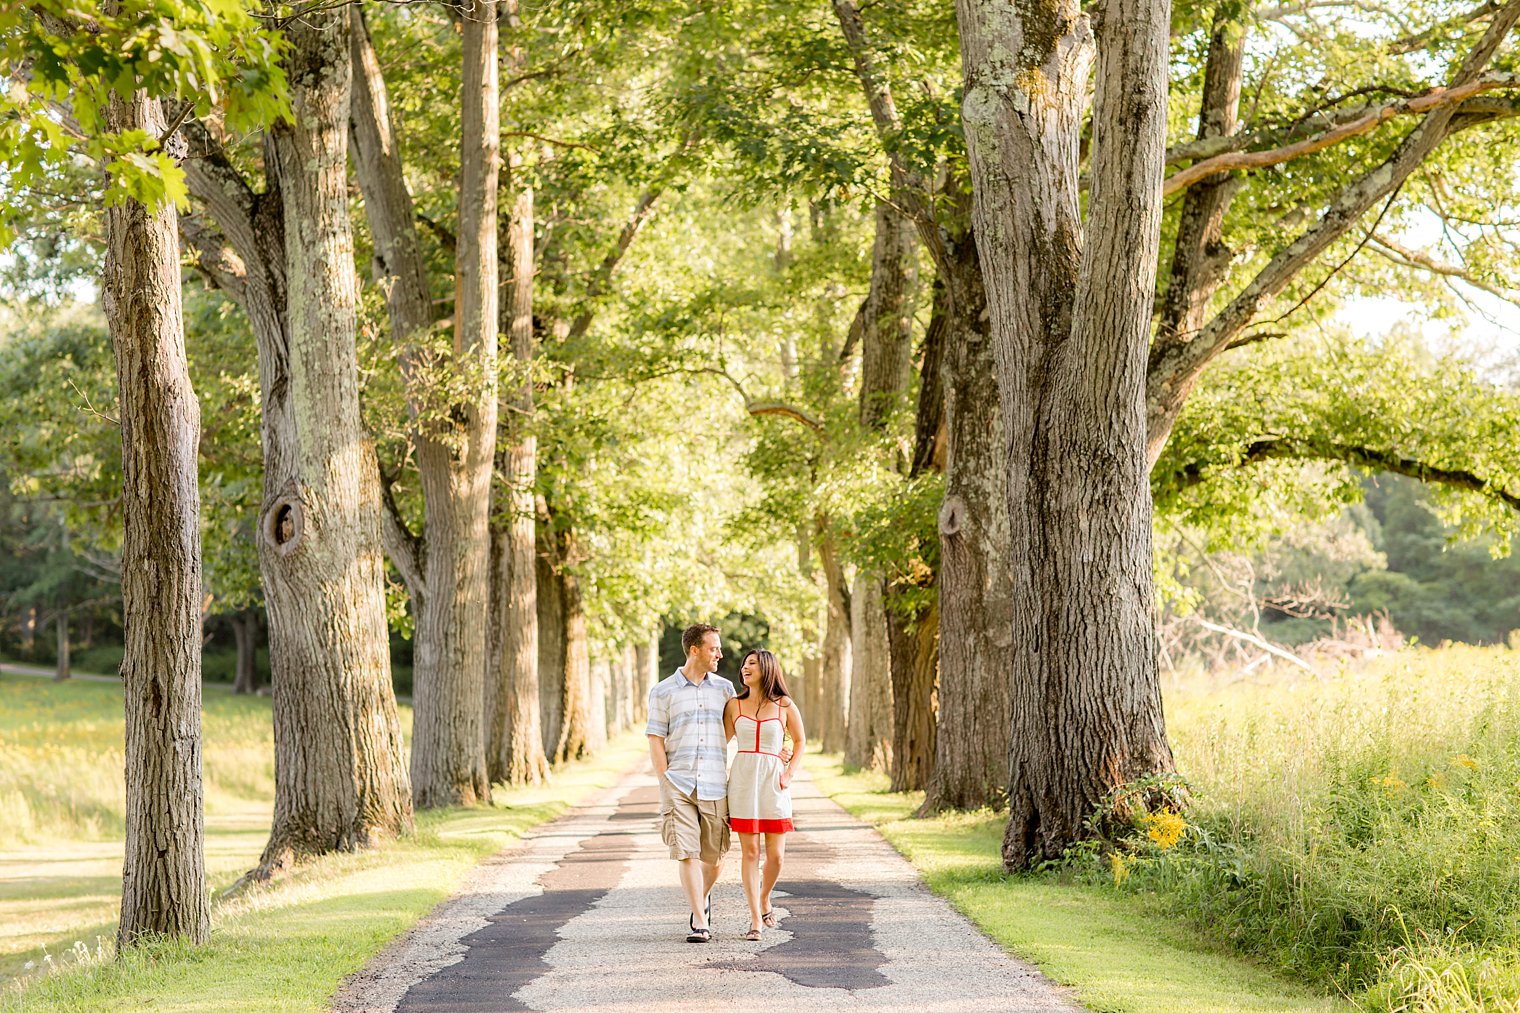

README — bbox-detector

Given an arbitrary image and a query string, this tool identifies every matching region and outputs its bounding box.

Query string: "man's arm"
[648,734,669,778]
[646,681,669,778]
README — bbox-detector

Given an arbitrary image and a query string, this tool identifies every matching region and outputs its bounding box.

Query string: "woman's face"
[740,654,760,687]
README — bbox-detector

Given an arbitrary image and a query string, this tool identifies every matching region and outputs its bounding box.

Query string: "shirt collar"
[674,666,714,688]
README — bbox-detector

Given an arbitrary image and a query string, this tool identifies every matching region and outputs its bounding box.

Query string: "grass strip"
[4,714,645,1013]
[810,755,1348,1013]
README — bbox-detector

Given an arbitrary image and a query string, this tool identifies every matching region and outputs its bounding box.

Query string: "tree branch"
[1163,72,1520,197]
[565,187,663,342]
[181,118,260,268]
[178,213,247,301]
[377,468,426,599]
[1146,1,1520,463]
[748,401,825,434]
[1369,232,1520,305]
[830,0,948,271]
[1172,437,1520,511]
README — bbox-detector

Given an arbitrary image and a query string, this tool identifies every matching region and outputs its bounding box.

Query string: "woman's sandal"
[761,909,777,929]
[686,927,712,943]
[744,927,762,941]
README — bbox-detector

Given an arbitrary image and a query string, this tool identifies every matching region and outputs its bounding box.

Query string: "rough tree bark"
[843,199,912,773]
[834,0,1009,805]
[231,609,259,695]
[404,0,499,807]
[922,239,1013,812]
[104,88,209,947]
[257,7,413,873]
[816,526,851,753]
[846,573,893,771]
[486,34,549,781]
[552,529,592,764]
[955,0,1175,869]
[179,13,413,873]
[535,526,565,755]
[888,285,948,795]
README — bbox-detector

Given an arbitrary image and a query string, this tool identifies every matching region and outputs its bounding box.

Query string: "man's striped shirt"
[646,667,736,800]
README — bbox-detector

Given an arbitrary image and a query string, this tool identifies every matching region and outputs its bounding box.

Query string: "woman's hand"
[779,768,792,790]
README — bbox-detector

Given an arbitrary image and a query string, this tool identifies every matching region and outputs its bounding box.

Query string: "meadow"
[816,645,1520,1013]
[0,675,645,1010]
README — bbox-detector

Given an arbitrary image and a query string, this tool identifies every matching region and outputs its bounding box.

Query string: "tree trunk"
[554,543,592,763]
[103,87,209,948]
[587,655,610,752]
[923,240,1013,813]
[955,0,1176,869]
[856,200,914,430]
[845,573,893,771]
[487,152,548,785]
[817,525,851,753]
[888,598,937,793]
[53,613,70,681]
[257,7,413,875]
[1154,13,1243,357]
[536,529,565,756]
[635,636,658,723]
[407,0,499,809]
[232,609,259,695]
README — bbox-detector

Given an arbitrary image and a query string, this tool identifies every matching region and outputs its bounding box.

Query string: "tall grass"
[1112,647,1520,1010]
[0,678,287,849]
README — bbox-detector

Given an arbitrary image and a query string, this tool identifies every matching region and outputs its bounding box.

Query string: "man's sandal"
[686,927,712,943]
[744,927,762,941]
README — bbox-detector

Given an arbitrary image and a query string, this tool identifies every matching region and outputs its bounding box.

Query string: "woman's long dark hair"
[737,649,790,703]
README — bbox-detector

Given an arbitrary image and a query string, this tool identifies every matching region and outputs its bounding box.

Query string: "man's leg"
[700,858,722,900]
[677,857,709,930]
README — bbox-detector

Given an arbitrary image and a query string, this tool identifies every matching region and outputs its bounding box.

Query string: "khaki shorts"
[658,775,730,864]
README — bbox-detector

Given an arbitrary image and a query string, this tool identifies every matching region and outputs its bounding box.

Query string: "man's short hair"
[681,623,720,655]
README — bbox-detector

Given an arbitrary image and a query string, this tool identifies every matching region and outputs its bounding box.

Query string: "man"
[647,623,734,942]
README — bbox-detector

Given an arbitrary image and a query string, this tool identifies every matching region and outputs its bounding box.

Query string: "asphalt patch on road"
[709,818,890,990]
[396,787,654,1012]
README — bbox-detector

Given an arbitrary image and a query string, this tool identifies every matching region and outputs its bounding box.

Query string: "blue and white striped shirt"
[646,667,736,801]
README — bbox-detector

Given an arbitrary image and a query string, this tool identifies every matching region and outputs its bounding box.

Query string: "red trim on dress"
[728,817,794,834]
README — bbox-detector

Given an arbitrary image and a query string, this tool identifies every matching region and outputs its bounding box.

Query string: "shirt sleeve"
[645,683,669,737]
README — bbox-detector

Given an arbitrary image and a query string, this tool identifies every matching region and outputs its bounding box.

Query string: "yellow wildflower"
[1110,852,1133,886]
[1369,773,1407,792]
[1141,808,1188,850]
[1449,754,1479,770]
[1426,773,1446,790]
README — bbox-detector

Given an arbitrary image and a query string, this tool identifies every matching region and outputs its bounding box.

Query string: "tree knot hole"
[939,495,966,537]
[265,497,305,555]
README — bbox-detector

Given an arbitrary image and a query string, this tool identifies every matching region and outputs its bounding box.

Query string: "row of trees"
[4,0,1520,953]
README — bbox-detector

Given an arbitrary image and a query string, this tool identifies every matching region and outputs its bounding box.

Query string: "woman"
[724,648,805,941]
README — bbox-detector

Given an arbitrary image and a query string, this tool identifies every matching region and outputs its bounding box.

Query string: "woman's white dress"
[728,707,793,834]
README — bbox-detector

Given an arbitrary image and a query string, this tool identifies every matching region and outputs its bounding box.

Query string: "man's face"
[690,632,722,674]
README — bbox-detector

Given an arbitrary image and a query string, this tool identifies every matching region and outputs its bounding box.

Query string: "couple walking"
[646,623,806,943]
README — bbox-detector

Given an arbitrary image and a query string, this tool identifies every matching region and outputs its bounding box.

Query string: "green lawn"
[0,675,646,1012]
[811,756,1349,1013]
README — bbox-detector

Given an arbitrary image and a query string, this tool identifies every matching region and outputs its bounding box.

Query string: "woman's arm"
[723,697,738,742]
[780,698,805,788]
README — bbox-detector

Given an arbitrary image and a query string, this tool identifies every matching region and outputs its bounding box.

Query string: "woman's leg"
[739,832,763,930]
[761,832,786,916]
